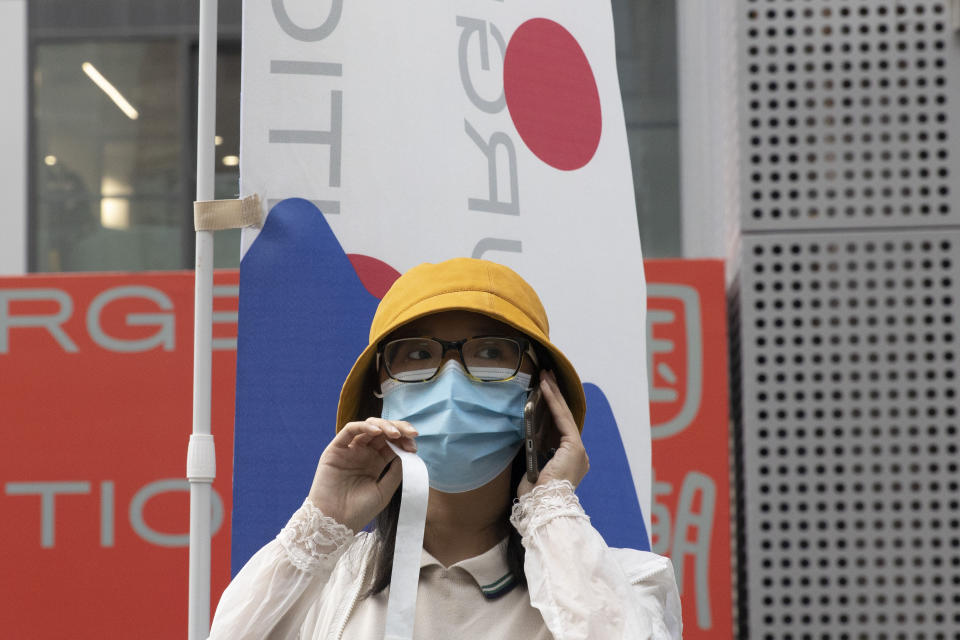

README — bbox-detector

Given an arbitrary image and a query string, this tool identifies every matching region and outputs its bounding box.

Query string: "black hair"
[365,450,528,597]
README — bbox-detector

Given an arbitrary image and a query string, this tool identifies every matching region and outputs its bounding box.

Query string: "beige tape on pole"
[193,194,263,231]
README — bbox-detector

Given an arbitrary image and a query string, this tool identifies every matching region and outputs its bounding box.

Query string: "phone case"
[523,388,544,483]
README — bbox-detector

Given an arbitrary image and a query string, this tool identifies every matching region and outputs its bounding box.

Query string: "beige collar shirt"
[340,540,551,639]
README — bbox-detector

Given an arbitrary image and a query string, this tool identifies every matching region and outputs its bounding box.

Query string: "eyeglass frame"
[375,335,539,383]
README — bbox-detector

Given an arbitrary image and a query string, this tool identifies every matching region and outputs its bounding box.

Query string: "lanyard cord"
[383,442,430,640]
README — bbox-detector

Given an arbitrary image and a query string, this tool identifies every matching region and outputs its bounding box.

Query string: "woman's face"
[378,310,538,384]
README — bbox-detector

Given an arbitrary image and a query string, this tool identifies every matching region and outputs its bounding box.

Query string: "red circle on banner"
[348,254,401,300]
[503,19,602,171]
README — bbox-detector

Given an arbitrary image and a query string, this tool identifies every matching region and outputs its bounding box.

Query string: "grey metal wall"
[734,1,960,638]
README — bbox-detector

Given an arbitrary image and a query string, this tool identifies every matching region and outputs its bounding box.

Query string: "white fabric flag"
[238,0,652,545]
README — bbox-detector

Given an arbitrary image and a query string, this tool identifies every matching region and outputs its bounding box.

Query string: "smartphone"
[523,387,555,483]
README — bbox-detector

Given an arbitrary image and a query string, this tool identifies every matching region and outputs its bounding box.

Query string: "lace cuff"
[510,478,587,538]
[276,498,355,574]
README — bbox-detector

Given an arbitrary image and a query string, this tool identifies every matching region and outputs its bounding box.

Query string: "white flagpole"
[188,0,218,638]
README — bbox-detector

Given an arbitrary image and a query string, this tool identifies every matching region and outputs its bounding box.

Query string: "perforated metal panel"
[734,1,960,638]
[740,0,960,231]
[738,231,960,638]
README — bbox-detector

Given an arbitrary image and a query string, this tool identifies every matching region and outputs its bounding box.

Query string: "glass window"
[614,0,681,258]
[207,43,242,270]
[34,40,186,271]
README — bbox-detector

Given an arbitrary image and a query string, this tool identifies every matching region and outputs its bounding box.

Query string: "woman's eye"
[406,348,432,361]
[400,340,437,361]
[475,346,502,360]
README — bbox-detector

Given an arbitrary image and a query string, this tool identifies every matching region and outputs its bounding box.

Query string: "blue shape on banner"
[231,199,650,572]
[577,383,651,551]
[232,198,379,574]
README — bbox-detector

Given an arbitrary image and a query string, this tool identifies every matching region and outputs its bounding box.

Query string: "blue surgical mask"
[380,360,530,493]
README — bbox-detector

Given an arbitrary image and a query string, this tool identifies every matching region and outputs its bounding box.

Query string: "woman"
[208,258,681,639]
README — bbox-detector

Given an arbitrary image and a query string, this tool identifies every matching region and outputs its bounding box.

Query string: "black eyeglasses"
[378,335,534,383]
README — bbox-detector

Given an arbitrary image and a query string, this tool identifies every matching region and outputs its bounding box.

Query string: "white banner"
[239,0,651,538]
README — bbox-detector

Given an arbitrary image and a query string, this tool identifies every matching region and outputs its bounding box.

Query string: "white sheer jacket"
[207,479,682,640]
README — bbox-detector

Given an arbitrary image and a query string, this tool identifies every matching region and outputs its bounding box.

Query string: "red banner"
[0,271,238,638]
[647,259,732,638]
[1,262,731,638]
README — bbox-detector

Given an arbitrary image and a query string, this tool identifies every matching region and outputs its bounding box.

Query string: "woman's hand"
[517,370,589,497]
[308,417,418,532]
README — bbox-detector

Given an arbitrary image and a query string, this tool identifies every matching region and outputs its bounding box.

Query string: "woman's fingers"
[394,420,419,439]
[366,417,418,452]
[368,417,418,439]
[311,418,418,531]
[526,369,589,494]
[338,418,417,453]
[347,430,385,450]
[334,420,382,447]
[539,370,581,442]
[365,417,401,438]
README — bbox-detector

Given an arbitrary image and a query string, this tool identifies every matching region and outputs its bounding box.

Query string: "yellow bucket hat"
[336,257,586,431]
